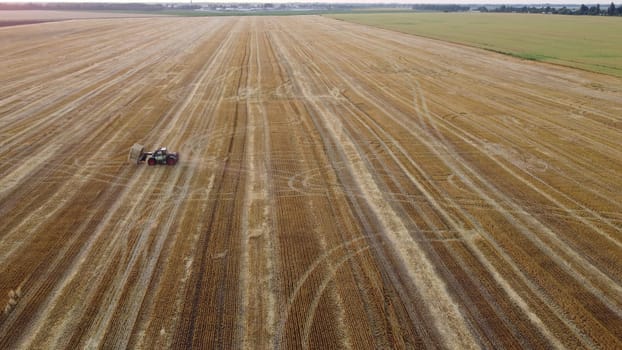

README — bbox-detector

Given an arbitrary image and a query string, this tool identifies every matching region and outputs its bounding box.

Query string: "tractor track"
[1,15,621,349]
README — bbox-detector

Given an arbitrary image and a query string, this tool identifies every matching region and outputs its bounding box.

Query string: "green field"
[326,12,622,77]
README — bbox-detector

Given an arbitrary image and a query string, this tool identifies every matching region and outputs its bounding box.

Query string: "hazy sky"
[0,0,600,4]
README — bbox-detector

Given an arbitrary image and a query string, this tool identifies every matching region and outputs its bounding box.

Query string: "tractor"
[129,143,179,166]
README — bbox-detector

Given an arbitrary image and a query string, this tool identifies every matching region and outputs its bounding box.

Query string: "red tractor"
[129,144,179,166]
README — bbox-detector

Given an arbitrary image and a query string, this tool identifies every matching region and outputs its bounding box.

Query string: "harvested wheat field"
[1,15,621,349]
[0,10,161,27]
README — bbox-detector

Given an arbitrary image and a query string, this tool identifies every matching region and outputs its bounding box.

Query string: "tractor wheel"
[148,158,156,166]
[167,157,177,166]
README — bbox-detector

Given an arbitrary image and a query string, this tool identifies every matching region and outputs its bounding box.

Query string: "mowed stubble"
[1,15,622,349]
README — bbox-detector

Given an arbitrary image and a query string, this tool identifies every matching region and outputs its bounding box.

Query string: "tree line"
[0,3,166,11]
[482,3,622,16]
[412,4,471,12]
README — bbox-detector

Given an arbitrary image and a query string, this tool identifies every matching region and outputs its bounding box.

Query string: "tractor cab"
[153,148,167,162]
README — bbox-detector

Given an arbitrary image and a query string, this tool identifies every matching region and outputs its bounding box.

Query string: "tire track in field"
[403,65,622,250]
[0,20,228,262]
[321,17,622,206]
[271,24,478,349]
[95,19,241,349]
[0,26,192,197]
[332,96,545,347]
[2,15,621,348]
[316,23,622,292]
[431,104,622,255]
[236,21,280,349]
[270,31,363,349]
[0,21,185,145]
[300,244,371,349]
[316,17,622,203]
[0,20,201,136]
[385,57,622,281]
[391,44,622,210]
[0,18,235,348]
[332,63,618,347]
[92,23,238,348]
[272,27,468,347]
[130,23,244,349]
[401,69,622,285]
[283,158,622,228]
[170,19,249,349]
[292,18,622,348]
[270,26,397,348]
[0,21,158,107]
[312,23,622,344]
[343,95,562,348]
[435,87,622,211]
[0,22,196,162]
[313,63,541,347]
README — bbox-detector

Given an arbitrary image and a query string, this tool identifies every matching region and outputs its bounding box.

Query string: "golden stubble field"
[0,10,161,26]
[1,15,621,349]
